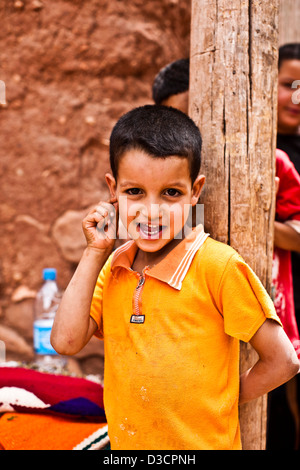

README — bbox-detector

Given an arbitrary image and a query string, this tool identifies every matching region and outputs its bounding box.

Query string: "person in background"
[267,43,300,450]
[152,58,189,111]
[276,43,300,334]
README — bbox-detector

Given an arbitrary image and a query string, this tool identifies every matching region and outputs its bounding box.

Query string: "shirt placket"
[130,268,148,324]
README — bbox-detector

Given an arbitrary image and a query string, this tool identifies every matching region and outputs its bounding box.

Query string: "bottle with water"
[33,268,66,373]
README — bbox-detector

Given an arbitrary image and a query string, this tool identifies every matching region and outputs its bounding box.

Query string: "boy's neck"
[131,236,184,274]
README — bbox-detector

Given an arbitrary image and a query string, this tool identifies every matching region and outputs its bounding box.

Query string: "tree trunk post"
[189,0,279,450]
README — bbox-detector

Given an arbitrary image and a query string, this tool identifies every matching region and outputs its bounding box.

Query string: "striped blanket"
[0,366,109,450]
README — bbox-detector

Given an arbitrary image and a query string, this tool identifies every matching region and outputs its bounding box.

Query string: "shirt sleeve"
[217,253,282,342]
[89,254,113,339]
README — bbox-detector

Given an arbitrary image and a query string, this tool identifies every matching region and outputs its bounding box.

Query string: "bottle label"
[33,319,57,355]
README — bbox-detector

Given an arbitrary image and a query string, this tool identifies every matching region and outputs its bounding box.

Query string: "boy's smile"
[106,149,205,264]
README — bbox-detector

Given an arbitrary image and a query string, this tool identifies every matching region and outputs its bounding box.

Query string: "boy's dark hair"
[109,104,202,184]
[278,43,300,68]
[152,58,190,105]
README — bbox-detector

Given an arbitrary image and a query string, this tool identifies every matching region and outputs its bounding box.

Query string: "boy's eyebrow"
[119,181,188,188]
[164,182,188,188]
[119,181,140,188]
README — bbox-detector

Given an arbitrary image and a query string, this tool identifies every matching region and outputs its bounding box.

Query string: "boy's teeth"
[140,223,160,235]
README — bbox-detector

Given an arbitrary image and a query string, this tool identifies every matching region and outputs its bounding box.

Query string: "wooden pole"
[189,0,279,450]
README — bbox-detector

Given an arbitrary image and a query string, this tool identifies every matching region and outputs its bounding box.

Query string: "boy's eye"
[164,188,181,197]
[126,188,142,195]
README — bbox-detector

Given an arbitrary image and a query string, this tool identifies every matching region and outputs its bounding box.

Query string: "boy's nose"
[140,201,161,222]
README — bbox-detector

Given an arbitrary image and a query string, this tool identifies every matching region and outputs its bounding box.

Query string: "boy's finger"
[109,196,118,205]
[98,200,116,213]
[105,199,119,237]
[94,203,114,222]
[95,205,109,217]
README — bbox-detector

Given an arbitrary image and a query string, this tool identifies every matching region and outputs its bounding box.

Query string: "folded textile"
[0,367,105,421]
[0,412,109,450]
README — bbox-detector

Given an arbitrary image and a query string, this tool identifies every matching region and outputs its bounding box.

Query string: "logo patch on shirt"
[130,314,145,324]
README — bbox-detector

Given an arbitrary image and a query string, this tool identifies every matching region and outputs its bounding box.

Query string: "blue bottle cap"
[43,268,57,280]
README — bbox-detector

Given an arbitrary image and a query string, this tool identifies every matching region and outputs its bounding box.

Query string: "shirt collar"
[111,225,209,290]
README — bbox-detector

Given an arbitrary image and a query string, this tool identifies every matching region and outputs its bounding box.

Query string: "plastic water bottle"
[33,268,66,373]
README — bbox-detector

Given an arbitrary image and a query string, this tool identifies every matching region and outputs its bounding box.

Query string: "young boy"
[51,105,299,450]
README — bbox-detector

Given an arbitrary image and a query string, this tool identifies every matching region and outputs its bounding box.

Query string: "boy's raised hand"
[51,197,118,356]
[82,197,118,253]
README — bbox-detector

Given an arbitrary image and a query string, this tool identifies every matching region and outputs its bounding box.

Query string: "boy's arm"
[239,319,299,405]
[51,199,118,355]
[50,247,108,355]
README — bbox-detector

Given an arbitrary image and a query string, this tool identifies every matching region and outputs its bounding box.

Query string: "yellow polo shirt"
[90,225,280,450]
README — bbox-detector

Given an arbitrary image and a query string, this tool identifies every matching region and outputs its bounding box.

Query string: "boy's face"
[106,149,205,254]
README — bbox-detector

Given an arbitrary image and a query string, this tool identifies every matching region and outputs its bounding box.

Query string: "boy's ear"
[191,174,205,206]
[105,173,117,199]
